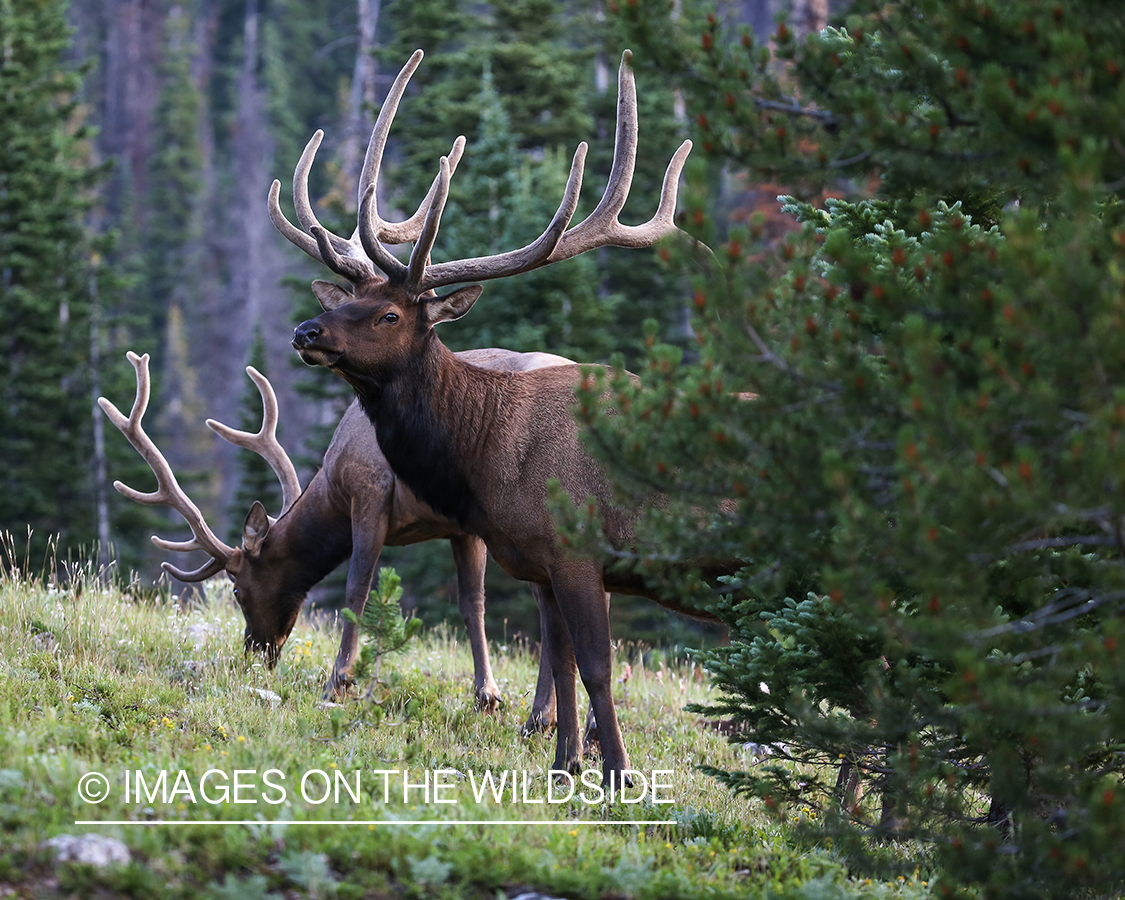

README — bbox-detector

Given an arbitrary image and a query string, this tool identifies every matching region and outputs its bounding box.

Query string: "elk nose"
[292,320,320,349]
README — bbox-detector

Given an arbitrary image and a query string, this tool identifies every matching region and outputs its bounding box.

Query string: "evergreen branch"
[743,322,789,371]
[971,588,1125,643]
[1009,534,1116,552]
[753,97,836,123]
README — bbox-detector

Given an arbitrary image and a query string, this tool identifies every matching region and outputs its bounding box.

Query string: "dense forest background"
[1,0,842,642]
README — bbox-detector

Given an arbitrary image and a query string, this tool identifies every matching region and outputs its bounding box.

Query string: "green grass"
[0,563,935,899]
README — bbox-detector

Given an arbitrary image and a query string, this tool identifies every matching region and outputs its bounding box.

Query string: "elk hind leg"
[551,563,629,785]
[521,584,558,734]
[539,583,583,773]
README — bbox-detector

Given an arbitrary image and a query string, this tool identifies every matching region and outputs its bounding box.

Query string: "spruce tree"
[0,0,98,566]
[564,1,1125,896]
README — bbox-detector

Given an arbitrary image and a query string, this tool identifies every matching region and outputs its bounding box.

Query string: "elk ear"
[311,280,353,311]
[242,501,271,556]
[427,285,483,325]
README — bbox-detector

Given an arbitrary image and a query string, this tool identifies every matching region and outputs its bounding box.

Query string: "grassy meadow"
[0,559,935,899]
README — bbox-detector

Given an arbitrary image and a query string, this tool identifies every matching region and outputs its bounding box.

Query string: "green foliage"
[0,0,100,563]
[578,2,1125,897]
[344,568,423,687]
[378,0,591,204]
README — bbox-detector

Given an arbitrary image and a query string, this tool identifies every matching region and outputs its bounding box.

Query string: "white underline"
[75,819,677,827]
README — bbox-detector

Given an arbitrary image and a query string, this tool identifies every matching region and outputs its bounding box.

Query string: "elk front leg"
[326,503,390,698]
[551,562,629,786]
[449,534,502,711]
[521,584,558,734]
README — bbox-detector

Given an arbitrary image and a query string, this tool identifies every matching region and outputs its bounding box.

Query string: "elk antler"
[268,49,467,283]
[269,49,691,295]
[205,366,302,519]
[414,49,691,292]
[98,351,237,582]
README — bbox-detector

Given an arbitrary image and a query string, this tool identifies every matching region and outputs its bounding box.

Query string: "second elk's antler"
[98,351,301,580]
[268,49,692,293]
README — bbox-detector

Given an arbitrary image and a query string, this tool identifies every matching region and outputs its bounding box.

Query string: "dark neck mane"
[352,334,484,527]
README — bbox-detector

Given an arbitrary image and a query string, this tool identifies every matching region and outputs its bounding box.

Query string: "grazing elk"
[99,349,569,726]
[276,48,722,784]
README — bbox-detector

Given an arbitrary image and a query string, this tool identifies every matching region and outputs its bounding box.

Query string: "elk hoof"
[552,749,583,775]
[474,685,503,713]
[324,672,354,701]
[520,708,557,737]
[605,770,635,790]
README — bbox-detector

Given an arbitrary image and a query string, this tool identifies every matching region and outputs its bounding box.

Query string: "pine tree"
[570,1,1125,896]
[0,0,99,566]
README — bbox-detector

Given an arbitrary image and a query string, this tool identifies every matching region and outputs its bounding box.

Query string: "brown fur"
[232,347,570,723]
[294,281,726,782]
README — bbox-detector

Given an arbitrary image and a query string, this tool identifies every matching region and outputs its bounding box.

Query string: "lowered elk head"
[99,351,306,666]
[280,49,691,384]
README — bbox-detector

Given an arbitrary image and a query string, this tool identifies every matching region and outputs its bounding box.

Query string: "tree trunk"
[792,0,829,40]
[89,268,111,574]
[338,0,381,209]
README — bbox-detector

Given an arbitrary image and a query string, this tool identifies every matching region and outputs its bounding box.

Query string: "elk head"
[99,351,307,666]
[278,49,691,385]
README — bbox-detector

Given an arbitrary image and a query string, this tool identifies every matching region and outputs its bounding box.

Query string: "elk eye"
[382,312,399,324]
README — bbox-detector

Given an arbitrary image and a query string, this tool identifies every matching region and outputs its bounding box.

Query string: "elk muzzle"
[245,629,283,669]
[292,320,321,349]
[292,319,341,367]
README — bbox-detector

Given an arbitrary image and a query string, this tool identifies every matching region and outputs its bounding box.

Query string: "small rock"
[247,687,282,706]
[511,893,570,900]
[44,833,131,867]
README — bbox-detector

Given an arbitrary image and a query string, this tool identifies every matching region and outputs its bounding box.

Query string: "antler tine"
[375,135,466,244]
[411,49,688,293]
[162,557,228,582]
[98,351,237,582]
[357,50,423,217]
[547,50,692,261]
[268,179,321,261]
[206,366,303,517]
[268,131,378,282]
[417,142,587,292]
[408,155,453,288]
[350,49,430,280]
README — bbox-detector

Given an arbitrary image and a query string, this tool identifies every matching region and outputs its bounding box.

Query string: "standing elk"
[99,348,570,727]
[277,48,723,784]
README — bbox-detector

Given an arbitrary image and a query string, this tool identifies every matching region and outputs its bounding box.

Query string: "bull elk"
[99,349,570,728]
[277,49,723,784]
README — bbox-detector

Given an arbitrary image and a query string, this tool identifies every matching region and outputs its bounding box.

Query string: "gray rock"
[44,833,131,867]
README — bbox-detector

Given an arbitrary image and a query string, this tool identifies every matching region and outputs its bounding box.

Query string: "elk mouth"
[292,320,342,367]
[294,343,342,367]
